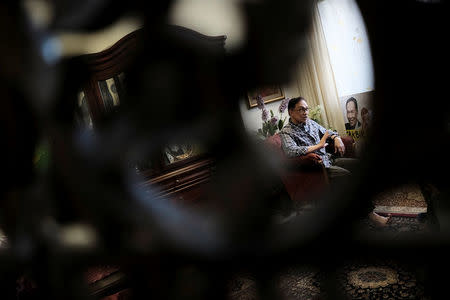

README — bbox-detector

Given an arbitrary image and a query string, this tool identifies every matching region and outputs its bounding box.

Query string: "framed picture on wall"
[247,86,285,108]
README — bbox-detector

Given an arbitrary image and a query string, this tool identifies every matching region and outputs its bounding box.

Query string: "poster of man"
[339,91,373,141]
[344,97,361,130]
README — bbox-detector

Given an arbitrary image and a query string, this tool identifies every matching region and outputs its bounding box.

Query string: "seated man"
[279,97,389,226]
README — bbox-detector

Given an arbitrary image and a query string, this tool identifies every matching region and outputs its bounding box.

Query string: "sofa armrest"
[325,135,356,158]
[263,133,328,205]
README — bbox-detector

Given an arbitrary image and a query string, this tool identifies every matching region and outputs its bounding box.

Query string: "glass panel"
[75,91,93,130]
[95,71,206,168]
[98,72,126,112]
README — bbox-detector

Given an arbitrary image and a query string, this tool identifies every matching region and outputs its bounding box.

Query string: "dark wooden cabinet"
[74,25,226,204]
[139,157,215,205]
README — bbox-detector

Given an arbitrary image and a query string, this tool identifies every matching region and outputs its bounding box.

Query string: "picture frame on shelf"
[164,143,195,165]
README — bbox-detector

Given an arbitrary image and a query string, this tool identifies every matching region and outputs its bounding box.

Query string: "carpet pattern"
[336,259,425,300]
[228,262,426,300]
[373,184,427,208]
[14,184,430,300]
[228,216,428,300]
[372,184,428,217]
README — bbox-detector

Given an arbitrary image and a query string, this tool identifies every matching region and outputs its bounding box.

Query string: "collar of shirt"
[289,118,309,130]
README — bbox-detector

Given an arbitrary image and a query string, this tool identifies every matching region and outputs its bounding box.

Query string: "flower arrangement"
[308,104,337,132]
[256,95,290,138]
[308,104,324,125]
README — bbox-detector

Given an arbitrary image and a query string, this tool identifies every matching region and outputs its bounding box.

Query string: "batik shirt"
[279,119,338,168]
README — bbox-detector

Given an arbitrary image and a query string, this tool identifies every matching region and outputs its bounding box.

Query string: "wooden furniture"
[70,25,228,299]
[74,25,227,206]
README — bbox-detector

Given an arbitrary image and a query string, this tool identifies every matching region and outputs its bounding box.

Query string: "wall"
[169,0,245,51]
[238,84,300,135]
[57,0,244,56]
[58,17,143,56]
[171,0,301,136]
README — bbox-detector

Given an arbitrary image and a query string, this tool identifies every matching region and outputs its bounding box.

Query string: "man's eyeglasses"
[294,107,309,113]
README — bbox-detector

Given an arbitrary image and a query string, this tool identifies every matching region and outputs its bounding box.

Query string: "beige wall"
[58,17,143,56]
[169,0,245,51]
[58,0,245,56]
[239,83,300,135]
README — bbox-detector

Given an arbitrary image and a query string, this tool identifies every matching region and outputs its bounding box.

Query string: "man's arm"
[307,131,329,153]
[326,131,345,156]
[316,122,338,140]
[280,132,329,158]
[314,121,344,156]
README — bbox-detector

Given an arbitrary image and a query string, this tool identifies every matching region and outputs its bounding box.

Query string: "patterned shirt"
[280,118,338,168]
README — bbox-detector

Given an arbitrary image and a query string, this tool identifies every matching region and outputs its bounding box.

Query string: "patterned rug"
[373,184,427,216]
[13,184,430,300]
[228,215,429,300]
[228,262,425,300]
[373,184,427,208]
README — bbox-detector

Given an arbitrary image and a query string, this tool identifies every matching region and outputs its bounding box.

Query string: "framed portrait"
[97,72,126,112]
[164,143,195,165]
[247,86,285,108]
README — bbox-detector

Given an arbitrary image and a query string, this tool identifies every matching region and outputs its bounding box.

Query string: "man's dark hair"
[288,97,306,111]
[346,97,358,111]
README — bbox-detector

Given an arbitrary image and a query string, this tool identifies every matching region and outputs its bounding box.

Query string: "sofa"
[264,133,354,206]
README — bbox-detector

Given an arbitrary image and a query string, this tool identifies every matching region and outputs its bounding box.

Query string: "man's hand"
[309,153,323,165]
[318,131,329,148]
[306,132,329,154]
[333,136,345,156]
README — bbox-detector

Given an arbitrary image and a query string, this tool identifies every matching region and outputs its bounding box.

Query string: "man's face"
[346,101,358,127]
[290,100,309,124]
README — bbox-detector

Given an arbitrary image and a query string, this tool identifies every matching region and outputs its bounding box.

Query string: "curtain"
[295,3,346,135]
